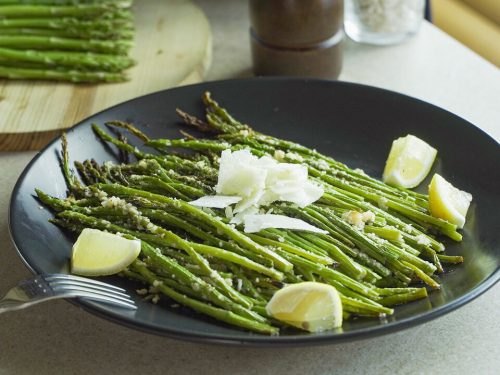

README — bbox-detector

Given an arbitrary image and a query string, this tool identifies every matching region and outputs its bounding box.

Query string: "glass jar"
[249,0,344,79]
[344,0,425,45]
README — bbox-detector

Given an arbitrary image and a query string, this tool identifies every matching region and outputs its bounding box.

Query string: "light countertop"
[1,1,499,374]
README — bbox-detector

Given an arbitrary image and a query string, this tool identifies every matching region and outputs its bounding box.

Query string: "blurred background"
[431,0,500,67]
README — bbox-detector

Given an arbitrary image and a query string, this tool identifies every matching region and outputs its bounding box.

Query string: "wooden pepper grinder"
[249,0,344,79]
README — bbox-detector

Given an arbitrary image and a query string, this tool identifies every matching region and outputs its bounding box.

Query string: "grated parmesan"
[236,278,243,291]
[152,280,162,287]
[378,197,389,210]
[342,210,376,229]
[274,150,285,161]
[415,234,431,246]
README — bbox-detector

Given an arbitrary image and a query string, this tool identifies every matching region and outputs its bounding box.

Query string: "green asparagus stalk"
[0,65,127,82]
[0,47,135,72]
[0,17,134,32]
[436,254,464,264]
[0,3,132,18]
[0,0,127,4]
[0,35,132,54]
[377,287,428,306]
[0,28,134,39]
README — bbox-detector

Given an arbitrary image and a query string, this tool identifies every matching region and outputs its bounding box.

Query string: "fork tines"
[45,274,137,310]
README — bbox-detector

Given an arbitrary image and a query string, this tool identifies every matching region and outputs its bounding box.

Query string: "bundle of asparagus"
[36,92,464,334]
[0,0,135,82]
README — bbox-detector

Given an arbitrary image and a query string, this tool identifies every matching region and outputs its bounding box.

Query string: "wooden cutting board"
[0,0,212,151]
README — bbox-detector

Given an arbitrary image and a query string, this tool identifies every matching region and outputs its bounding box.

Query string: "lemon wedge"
[428,174,472,229]
[383,135,437,188]
[71,228,141,276]
[266,282,342,332]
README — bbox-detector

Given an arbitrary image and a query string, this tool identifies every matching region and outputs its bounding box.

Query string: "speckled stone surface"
[0,1,499,374]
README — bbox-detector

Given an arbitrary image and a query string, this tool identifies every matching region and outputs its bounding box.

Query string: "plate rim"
[8,77,500,346]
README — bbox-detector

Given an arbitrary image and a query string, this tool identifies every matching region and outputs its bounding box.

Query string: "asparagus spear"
[0,47,134,72]
[0,17,134,32]
[0,35,132,54]
[0,0,128,4]
[0,65,127,82]
[0,3,132,18]
[0,28,134,39]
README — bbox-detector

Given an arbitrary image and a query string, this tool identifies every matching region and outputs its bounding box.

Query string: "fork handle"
[0,293,64,314]
[0,298,34,313]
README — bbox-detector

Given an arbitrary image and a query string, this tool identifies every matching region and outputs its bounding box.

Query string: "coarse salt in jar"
[344,0,425,45]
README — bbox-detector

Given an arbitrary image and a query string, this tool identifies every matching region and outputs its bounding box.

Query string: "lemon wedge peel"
[71,228,141,276]
[266,282,343,332]
[383,134,437,189]
[428,174,472,229]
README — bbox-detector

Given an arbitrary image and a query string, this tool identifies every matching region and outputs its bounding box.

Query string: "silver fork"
[0,274,136,313]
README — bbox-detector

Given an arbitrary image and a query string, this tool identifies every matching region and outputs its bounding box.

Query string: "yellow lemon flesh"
[383,135,437,188]
[429,174,472,229]
[266,282,342,332]
[71,228,141,276]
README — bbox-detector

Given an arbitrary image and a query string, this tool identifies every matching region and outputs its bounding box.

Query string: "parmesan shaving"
[243,214,327,234]
[192,149,326,233]
[230,206,259,225]
[189,195,242,208]
[215,149,324,212]
[225,205,234,219]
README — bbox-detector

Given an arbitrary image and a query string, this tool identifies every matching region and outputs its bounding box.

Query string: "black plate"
[9,78,500,346]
